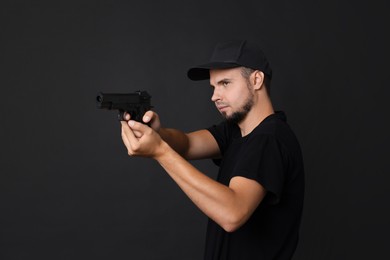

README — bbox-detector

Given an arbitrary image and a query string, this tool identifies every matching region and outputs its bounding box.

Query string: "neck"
[238,95,274,136]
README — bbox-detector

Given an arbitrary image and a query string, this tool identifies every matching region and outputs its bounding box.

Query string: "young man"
[121,40,305,259]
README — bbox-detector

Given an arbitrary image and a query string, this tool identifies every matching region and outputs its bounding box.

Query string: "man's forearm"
[154,142,244,232]
[158,128,190,158]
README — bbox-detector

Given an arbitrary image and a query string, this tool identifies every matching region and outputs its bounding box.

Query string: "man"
[121,40,305,259]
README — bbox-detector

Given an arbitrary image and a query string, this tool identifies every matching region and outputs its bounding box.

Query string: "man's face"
[209,67,254,124]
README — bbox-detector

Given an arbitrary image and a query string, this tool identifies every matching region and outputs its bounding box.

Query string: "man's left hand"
[121,120,166,158]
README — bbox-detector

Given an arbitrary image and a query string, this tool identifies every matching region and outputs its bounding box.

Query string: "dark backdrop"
[1,1,389,259]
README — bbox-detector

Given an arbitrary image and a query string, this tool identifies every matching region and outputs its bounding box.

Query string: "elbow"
[219,212,248,233]
[221,223,241,233]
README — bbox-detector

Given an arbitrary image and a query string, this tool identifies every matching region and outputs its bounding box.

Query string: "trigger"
[118,110,126,121]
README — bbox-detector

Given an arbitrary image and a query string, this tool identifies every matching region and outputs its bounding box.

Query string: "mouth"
[216,105,228,112]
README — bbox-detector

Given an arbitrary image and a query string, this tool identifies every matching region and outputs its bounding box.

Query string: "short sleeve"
[207,122,230,155]
[207,122,240,166]
[234,134,286,204]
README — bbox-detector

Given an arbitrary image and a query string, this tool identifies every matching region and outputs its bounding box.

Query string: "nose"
[211,87,220,102]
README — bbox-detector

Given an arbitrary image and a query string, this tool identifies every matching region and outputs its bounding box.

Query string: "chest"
[216,140,247,185]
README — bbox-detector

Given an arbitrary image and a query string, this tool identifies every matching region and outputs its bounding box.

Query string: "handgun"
[96,91,152,122]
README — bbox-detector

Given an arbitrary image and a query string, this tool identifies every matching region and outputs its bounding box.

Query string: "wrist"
[153,140,171,161]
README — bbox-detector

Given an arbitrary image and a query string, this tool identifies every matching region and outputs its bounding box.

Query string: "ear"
[252,70,264,90]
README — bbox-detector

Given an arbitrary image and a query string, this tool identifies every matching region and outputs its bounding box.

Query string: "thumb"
[142,111,154,124]
[128,120,148,133]
[143,111,161,131]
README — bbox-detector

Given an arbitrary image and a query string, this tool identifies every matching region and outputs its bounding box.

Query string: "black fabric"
[205,111,305,260]
[187,40,272,81]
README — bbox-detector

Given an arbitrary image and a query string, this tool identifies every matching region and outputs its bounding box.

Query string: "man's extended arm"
[121,119,266,232]
[159,128,221,160]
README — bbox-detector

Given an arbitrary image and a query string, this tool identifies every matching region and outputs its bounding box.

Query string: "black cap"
[187,40,272,81]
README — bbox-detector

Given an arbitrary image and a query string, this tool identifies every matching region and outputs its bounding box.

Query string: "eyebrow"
[210,78,232,87]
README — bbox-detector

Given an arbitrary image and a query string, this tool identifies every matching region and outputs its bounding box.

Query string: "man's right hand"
[141,110,161,133]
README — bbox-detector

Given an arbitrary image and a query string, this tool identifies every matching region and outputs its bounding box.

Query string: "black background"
[1,0,389,259]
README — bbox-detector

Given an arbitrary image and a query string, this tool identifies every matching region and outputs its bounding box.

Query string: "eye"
[222,80,230,87]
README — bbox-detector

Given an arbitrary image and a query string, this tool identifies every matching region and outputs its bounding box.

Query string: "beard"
[222,93,254,124]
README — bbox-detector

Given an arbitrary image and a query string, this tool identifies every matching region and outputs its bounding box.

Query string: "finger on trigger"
[124,112,131,121]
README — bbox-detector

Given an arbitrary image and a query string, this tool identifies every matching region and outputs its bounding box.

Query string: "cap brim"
[187,62,239,81]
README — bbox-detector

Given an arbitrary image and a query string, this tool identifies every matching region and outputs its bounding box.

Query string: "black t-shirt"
[205,112,305,260]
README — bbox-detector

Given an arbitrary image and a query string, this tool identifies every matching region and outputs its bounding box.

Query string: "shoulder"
[253,111,289,134]
[252,112,299,146]
[207,121,240,153]
[208,120,239,138]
